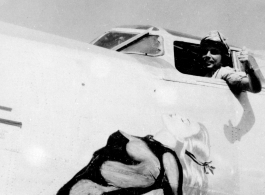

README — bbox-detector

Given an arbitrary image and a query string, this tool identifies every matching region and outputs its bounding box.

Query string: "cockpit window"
[93,32,137,49]
[120,35,163,56]
[174,41,206,76]
[174,41,265,85]
[93,31,164,57]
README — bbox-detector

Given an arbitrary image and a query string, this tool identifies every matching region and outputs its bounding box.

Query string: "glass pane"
[121,35,163,56]
[174,41,205,76]
[94,32,137,49]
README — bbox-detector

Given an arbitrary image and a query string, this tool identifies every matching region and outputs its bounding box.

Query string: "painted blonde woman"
[57,114,214,195]
[159,114,212,194]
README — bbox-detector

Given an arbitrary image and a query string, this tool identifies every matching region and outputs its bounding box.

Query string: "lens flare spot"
[90,58,111,78]
[155,86,178,105]
[24,146,47,167]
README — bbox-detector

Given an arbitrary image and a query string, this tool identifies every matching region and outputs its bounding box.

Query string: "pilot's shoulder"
[221,66,235,72]
[220,66,246,77]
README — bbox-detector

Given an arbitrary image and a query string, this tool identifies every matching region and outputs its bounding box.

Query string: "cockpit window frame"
[119,35,164,57]
[92,28,164,57]
[92,31,138,49]
[173,40,265,86]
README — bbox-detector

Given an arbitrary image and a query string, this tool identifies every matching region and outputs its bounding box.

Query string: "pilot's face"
[201,46,222,69]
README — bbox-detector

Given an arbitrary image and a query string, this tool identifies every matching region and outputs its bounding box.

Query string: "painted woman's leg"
[69,179,117,195]
[101,138,160,188]
[163,152,181,195]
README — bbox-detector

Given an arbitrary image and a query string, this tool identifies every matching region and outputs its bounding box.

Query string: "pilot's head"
[200,31,230,70]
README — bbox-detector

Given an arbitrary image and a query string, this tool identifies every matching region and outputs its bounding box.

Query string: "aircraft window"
[120,35,163,56]
[174,41,234,77]
[174,41,206,76]
[174,41,265,86]
[93,32,138,49]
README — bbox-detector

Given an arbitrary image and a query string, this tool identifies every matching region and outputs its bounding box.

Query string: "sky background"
[0,0,264,51]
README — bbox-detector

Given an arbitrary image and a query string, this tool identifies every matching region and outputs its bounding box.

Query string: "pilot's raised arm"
[236,47,262,93]
[199,30,262,93]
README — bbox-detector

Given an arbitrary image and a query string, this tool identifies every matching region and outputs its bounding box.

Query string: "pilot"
[200,30,262,93]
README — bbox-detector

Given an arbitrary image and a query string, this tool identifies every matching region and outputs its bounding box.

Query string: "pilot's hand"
[237,46,249,62]
[236,47,261,93]
[237,46,254,74]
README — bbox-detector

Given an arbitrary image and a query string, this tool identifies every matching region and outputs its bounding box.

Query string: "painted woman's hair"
[179,123,210,195]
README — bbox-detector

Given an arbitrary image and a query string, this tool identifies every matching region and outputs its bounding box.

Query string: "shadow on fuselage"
[224,91,255,144]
